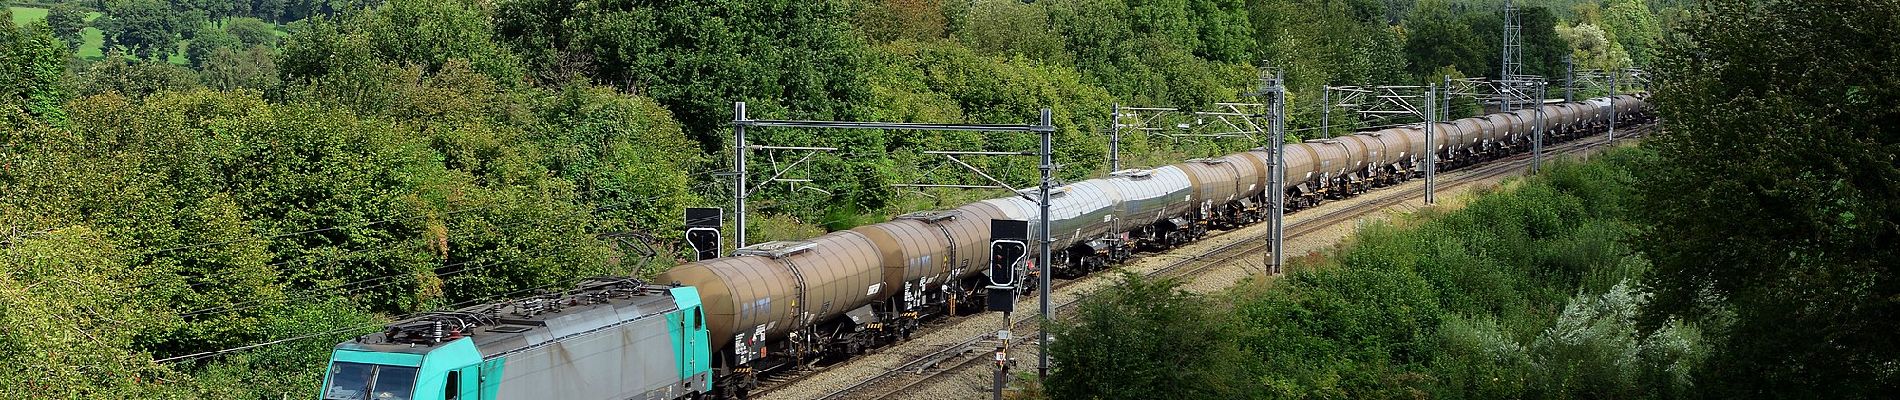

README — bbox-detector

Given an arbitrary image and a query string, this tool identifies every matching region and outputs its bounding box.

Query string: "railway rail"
[803,124,1653,400]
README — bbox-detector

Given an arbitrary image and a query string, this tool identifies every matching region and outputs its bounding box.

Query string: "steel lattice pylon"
[1501,0,1522,96]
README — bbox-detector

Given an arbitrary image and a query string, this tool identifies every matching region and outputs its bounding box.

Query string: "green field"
[10,6,114,61]
[7,5,47,21]
[10,5,239,64]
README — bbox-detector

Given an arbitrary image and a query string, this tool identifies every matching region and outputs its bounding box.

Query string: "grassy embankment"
[1046,145,1710,399]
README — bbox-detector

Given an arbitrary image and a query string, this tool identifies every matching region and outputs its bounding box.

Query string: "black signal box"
[684,207,722,261]
[988,219,1028,312]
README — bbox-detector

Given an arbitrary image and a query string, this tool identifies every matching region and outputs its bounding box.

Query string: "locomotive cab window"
[694,307,703,329]
[323,362,417,400]
[444,370,460,400]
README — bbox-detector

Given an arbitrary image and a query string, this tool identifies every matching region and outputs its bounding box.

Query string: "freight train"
[317,96,1651,400]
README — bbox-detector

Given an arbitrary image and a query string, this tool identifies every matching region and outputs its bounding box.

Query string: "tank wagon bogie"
[322,96,1651,400]
[1214,153,1270,229]
[1367,130,1416,187]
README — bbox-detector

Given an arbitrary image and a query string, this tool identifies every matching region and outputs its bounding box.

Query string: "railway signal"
[988,219,1028,312]
[684,207,723,261]
[989,240,1026,288]
[989,218,1028,400]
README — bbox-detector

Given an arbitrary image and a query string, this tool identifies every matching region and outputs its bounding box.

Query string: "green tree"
[1402,0,1490,80]
[857,0,947,43]
[44,3,89,50]
[1398,3,1569,83]
[1041,0,1254,108]
[1520,6,1570,78]
[285,0,348,22]
[952,0,1069,64]
[1599,0,1660,66]
[1571,1,1603,24]
[354,0,521,82]
[175,8,207,40]
[1240,262,1446,398]
[864,40,1116,185]
[225,17,277,48]
[1556,22,1630,72]
[0,227,189,398]
[1251,0,1404,92]
[97,0,185,60]
[1190,0,1255,63]
[69,52,202,98]
[0,12,67,126]
[1641,0,1900,397]
[524,84,706,265]
[1048,274,1257,399]
[200,45,278,91]
[184,24,236,69]
[280,0,525,107]
[254,0,286,21]
[498,0,873,148]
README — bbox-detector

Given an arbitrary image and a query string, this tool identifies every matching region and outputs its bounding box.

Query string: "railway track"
[768,125,1653,400]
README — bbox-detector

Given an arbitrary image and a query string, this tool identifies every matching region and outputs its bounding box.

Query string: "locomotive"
[317,96,1650,400]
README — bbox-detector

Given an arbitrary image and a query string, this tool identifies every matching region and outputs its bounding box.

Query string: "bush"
[1047,274,1258,400]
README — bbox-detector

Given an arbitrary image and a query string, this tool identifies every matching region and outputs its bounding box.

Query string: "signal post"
[988,219,1028,400]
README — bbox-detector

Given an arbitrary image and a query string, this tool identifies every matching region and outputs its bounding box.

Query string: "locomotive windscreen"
[323,362,418,400]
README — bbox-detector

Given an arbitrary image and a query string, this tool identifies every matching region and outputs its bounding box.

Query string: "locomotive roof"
[339,278,683,359]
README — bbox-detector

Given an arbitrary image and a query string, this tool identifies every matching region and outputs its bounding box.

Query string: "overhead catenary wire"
[172,198,668,319]
[152,325,372,364]
[151,187,709,293]
[175,252,524,318]
[170,186,708,318]
[155,282,572,364]
[132,168,730,259]
[138,174,731,327]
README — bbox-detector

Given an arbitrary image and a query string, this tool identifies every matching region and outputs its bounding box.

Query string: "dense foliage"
[1049,149,1712,399]
[1,8,65,125]
[7,2,700,396]
[1641,0,1900,396]
[1046,273,1259,399]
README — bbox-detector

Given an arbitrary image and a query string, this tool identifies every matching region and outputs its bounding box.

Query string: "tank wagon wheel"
[900,319,918,339]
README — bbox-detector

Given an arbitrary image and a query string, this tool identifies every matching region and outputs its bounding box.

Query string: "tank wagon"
[320,96,1651,399]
